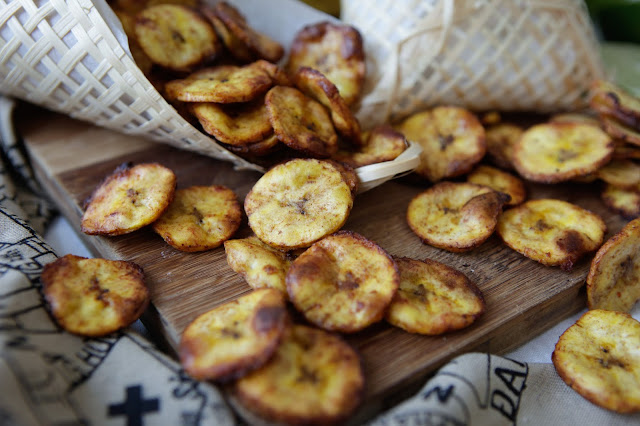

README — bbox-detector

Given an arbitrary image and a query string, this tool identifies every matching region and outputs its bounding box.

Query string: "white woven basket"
[342,0,605,125]
[0,0,603,184]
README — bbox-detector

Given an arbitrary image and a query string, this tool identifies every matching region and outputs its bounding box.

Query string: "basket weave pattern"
[342,0,605,125]
[0,0,259,170]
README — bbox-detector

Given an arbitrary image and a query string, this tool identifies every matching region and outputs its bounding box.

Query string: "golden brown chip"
[590,80,640,129]
[224,236,292,295]
[294,67,361,146]
[179,288,288,382]
[245,158,353,250]
[213,1,284,63]
[41,254,149,337]
[552,309,640,414]
[484,122,524,170]
[596,159,640,188]
[252,59,293,87]
[152,185,241,252]
[287,21,365,106]
[287,231,398,333]
[201,5,254,63]
[407,182,509,252]
[612,141,640,160]
[513,122,614,183]
[601,183,640,219]
[190,99,272,145]
[224,133,281,157]
[265,86,338,158]
[232,324,364,425]
[165,63,272,103]
[549,112,600,126]
[397,106,486,182]
[467,165,526,206]
[386,257,485,335]
[334,125,406,168]
[81,162,176,236]
[601,116,640,147]
[135,4,220,71]
[587,217,640,312]
[496,199,606,270]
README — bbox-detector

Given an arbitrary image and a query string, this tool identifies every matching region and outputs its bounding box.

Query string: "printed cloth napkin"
[2,96,639,425]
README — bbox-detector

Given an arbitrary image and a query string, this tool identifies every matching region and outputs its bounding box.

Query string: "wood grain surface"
[20,108,628,422]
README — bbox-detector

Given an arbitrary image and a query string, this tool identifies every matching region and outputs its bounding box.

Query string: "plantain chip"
[81,162,176,236]
[286,231,399,333]
[496,199,606,270]
[334,125,406,168]
[552,309,640,413]
[41,254,149,337]
[386,257,485,335]
[407,182,509,252]
[224,133,281,157]
[190,99,272,145]
[467,164,526,206]
[397,106,486,182]
[513,122,614,183]
[484,122,523,170]
[601,183,640,219]
[590,80,640,130]
[200,5,255,63]
[601,116,640,147]
[596,159,640,188]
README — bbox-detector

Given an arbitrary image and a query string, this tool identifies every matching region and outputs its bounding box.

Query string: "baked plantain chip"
[334,125,406,168]
[179,288,288,382]
[601,116,640,147]
[397,106,486,182]
[213,1,284,63]
[467,164,526,206]
[190,99,272,145]
[152,185,241,252]
[245,158,353,250]
[286,231,399,333]
[612,142,640,161]
[513,122,614,183]
[496,199,606,270]
[596,159,640,188]
[114,9,154,75]
[484,122,523,170]
[232,324,364,425]
[407,182,510,252]
[286,21,365,106]
[165,62,273,103]
[590,80,640,130]
[552,309,640,414]
[225,236,292,295]
[81,162,176,236]
[41,254,149,337]
[294,67,362,146]
[224,133,281,157]
[265,86,338,158]
[587,217,640,312]
[601,183,640,219]
[135,4,221,71]
[200,5,254,63]
[386,257,485,335]
[252,59,293,87]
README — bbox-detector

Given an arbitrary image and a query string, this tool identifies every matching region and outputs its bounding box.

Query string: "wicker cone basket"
[341,0,606,125]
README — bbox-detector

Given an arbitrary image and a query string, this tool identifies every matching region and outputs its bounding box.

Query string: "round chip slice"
[135,4,220,71]
[81,163,176,236]
[190,99,272,145]
[496,199,607,270]
[245,158,353,250]
[179,288,288,382]
[294,67,362,146]
[386,257,485,335]
[484,122,523,170]
[407,182,510,252]
[513,122,614,183]
[232,324,364,425]
[225,236,292,295]
[586,217,640,312]
[213,1,284,63]
[165,63,273,103]
[467,165,526,206]
[590,79,640,129]
[552,309,640,414]
[265,86,338,158]
[201,5,254,63]
[286,231,399,333]
[286,21,365,106]
[601,116,640,147]
[397,106,486,182]
[152,185,241,252]
[224,133,281,157]
[601,183,640,219]
[596,159,640,188]
[41,254,149,337]
[334,125,406,168]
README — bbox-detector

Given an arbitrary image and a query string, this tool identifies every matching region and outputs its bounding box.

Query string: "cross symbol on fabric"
[108,385,160,426]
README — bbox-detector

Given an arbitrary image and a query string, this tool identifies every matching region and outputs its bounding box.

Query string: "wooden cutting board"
[20,108,627,422]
